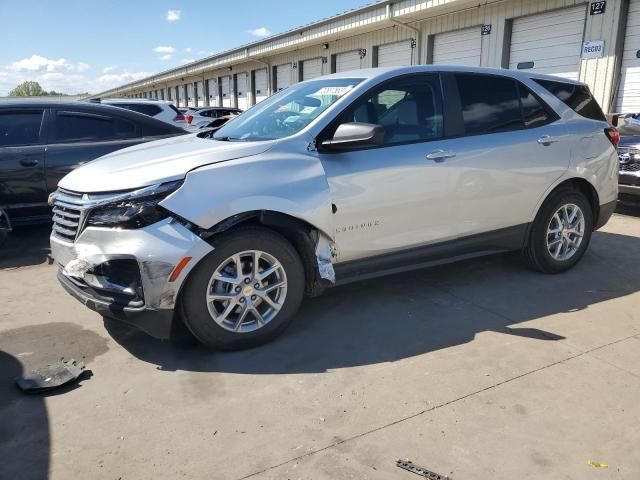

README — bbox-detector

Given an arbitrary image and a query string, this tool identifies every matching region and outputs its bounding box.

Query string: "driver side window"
[339,74,444,145]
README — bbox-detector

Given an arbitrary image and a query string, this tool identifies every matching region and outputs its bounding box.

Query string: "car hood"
[58,134,275,193]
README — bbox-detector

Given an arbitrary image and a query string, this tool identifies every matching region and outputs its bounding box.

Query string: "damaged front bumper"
[50,218,213,339]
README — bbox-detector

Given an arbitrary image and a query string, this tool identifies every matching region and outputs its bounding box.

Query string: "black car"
[0,100,186,240]
[617,124,640,198]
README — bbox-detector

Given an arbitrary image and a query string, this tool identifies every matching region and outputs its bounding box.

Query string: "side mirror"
[321,122,384,151]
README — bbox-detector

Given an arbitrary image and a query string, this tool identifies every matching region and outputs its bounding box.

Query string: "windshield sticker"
[315,86,354,96]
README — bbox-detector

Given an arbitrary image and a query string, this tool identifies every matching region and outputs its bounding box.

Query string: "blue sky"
[0,0,370,95]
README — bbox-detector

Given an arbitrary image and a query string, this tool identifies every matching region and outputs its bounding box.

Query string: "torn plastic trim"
[194,210,337,284]
[62,255,142,298]
[315,230,336,284]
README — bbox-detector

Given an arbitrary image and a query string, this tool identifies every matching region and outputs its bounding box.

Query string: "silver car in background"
[50,66,619,350]
[101,98,188,128]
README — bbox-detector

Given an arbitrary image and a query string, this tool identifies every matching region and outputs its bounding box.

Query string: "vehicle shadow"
[0,224,52,270]
[105,229,640,375]
[0,350,50,480]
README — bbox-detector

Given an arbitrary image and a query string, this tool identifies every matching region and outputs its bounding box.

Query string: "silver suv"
[50,66,619,350]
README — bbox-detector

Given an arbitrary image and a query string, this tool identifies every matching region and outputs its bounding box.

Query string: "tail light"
[174,114,185,122]
[605,127,620,147]
[186,114,194,124]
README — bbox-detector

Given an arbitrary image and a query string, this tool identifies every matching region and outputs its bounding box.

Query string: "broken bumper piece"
[50,218,213,339]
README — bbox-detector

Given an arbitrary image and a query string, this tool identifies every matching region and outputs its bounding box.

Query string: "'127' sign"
[590,1,606,15]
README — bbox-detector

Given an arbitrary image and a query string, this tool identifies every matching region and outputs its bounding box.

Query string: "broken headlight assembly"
[86,180,183,229]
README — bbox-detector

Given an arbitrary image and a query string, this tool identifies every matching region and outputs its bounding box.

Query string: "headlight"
[86,180,183,229]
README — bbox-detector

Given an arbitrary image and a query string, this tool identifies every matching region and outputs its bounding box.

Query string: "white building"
[91,0,640,115]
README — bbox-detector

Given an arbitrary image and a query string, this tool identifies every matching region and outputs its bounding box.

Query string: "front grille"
[51,188,88,242]
[621,162,640,173]
[51,187,139,243]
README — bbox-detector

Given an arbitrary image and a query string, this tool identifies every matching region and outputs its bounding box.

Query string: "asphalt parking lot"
[1,204,640,480]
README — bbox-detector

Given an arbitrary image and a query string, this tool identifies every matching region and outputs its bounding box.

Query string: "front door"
[319,74,458,263]
[0,108,48,223]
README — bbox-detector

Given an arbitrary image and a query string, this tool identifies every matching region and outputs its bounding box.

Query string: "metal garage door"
[196,81,204,106]
[509,5,586,81]
[377,40,414,67]
[433,27,482,67]
[336,50,361,72]
[187,84,195,107]
[221,76,232,107]
[276,64,292,91]
[177,85,185,106]
[206,78,218,106]
[303,58,323,80]
[236,73,249,111]
[254,69,268,103]
[617,0,640,112]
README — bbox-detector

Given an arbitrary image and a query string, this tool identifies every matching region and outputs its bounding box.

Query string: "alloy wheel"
[205,250,288,333]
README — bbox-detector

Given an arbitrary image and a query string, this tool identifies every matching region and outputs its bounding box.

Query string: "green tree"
[9,81,46,97]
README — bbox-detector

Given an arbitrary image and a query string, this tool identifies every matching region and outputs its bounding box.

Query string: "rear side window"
[55,112,138,142]
[113,103,162,117]
[0,110,44,147]
[519,84,553,128]
[454,74,555,135]
[534,79,606,122]
[455,74,523,135]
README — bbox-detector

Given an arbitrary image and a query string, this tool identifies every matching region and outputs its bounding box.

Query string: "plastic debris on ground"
[16,359,88,393]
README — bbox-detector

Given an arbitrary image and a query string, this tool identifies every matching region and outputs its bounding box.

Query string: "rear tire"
[523,189,593,274]
[181,226,305,350]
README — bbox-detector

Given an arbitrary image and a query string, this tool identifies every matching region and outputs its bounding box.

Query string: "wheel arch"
[188,210,330,298]
[530,177,600,230]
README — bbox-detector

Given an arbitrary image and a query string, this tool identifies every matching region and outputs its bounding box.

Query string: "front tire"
[523,189,593,273]
[181,226,305,350]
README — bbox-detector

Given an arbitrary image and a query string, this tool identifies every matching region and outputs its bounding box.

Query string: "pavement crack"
[235,333,638,480]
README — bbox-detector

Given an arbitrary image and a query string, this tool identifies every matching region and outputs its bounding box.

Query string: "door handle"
[19,158,39,167]
[426,150,456,162]
[537,135,560,145]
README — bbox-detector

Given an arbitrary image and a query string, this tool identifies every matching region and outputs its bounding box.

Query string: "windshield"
[213,78,363,141]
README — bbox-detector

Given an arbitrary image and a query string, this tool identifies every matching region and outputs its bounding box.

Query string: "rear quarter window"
[534,79,606,122]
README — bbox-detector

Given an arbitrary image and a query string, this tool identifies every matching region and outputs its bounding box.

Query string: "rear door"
[445,73,570,238]
[45,109,144,193]
[0,108,48,222]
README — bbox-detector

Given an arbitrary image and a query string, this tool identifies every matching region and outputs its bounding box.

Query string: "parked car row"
[0,101,186,242]
[184,107,242,129]
[48,66,619,351]
[99,98,188,128]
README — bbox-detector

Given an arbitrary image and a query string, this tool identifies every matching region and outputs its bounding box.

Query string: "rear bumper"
[595,199,617,230]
